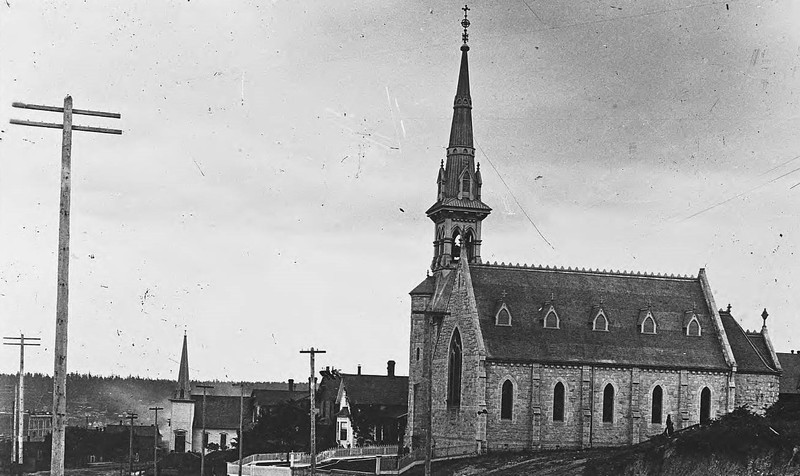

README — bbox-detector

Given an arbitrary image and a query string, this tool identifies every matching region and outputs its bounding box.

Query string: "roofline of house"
[698,268,738,371]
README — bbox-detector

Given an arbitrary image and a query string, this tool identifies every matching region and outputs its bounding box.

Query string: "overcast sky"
[1,0,798,384]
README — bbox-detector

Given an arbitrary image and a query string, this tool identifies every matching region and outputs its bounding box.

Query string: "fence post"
[375,455,382,475]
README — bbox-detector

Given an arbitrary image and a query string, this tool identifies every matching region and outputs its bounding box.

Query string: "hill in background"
[0,373,306,427]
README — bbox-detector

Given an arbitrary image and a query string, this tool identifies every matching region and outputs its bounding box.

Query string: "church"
[405,12,781,452]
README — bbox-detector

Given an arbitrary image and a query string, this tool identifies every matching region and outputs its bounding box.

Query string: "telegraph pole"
[196,385,214,476]
[4,334,41,465]
[232,382,246,476]
[9,98,122,476]
[300,348,325,476]
[123,412,138,475]
[148,406,163,476]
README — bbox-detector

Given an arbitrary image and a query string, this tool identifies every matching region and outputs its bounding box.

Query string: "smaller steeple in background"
[175,332,191,400]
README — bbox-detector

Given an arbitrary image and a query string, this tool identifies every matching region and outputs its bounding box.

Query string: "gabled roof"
[339,374,408,407]
[469,264,730,370]
[251,389,308,407]
[192,395,253,430]
[777,352,800,395]
[719,311,779,373]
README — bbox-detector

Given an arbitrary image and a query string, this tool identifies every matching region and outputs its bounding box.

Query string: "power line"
[680,165,800,222]
[475,142,555,250]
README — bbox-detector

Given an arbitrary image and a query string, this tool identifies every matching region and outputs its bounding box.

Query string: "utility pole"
[9,98,122,476]
[232,382,246,476]
[300,348,325,476]
[4,334,41,465]
[196,385,214,476]
[149,407,163,476]
[123,412,138,476]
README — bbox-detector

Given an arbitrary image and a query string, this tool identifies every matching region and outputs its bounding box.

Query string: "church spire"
[426,5,491,271]
[448,5,473,151]
[175,333,191,400]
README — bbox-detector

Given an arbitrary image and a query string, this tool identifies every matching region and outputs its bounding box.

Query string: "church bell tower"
[427,6,491,271]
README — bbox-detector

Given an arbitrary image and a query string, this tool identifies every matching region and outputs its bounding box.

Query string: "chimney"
[387,360,396,377]
[357,364,362,375]
[288,379,294,391]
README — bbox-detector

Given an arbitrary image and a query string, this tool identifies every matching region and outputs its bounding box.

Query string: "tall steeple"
[175,333,191,400]
[427,5,491,271]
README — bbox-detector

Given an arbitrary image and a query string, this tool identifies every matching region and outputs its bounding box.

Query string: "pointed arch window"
[641,312,657,334]
[544,306,560,329]
[500,380,513,420]
[463,230,475,261]
[651,386,663,424]
[700,387,711,423]
[593,309,609,331]
[602,384,615,423]
[460,170,472,198]
[553,382,565,422]
[447,329,463,409]
[495,305,511,326]
[686,316,701,336]
[451,230,462,262]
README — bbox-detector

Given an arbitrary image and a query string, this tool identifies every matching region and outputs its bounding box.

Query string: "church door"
[174,432,186,452]
[699,387,711,423]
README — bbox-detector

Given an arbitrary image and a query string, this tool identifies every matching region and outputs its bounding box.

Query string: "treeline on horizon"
[0,373,298,426]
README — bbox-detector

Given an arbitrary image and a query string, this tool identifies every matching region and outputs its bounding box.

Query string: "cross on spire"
[461,5,471,45]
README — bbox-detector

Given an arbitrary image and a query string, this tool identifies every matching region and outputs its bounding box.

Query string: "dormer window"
[593,309,609,331]
[460,170,472,199]
[686,315,701,336]
[543,306,560,329]
[496,305,511,326]
[640,311,657,334]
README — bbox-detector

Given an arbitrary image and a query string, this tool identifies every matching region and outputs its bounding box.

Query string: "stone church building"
[406,15,781,452]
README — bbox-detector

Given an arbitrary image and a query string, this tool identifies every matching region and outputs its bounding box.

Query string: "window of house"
[641,312,657,334]
[553,382,565,422]
[687,317,701,336]
[602,384,614,423]
[700,387,711,423]
[651,386,663,424]
[338,421,348,441]
[500,380,513,420]
[220,433,227,449]
[416,347,421,362]
[447,329,463,408]
[202,432,209,448]
[496,307,511,326]
[544,307,560,329]
[593,310,609,331]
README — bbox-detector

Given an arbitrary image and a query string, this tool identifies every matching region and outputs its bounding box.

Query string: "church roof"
[410,276,436,295]
[339,373,408,407]
[718,310,780,373]
[777,352,800,395]
[468,263,730,370]
[192,395,253,430]
[425,197,492,216]
[251,388,308,407]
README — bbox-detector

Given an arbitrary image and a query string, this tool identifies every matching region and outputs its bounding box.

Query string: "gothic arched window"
[544,307,560,329]
[463,230,475,261]
[651,385,663,424]
[496,306,511,326]
[553,382,565,422]
[447,329,463,409]
[461,171,471,198]
[593,310,609,331]
[451,230,462,262]
[602,384,615,423]
[500,380,513,420]
[641,312,657,334]
[687,317,701,336]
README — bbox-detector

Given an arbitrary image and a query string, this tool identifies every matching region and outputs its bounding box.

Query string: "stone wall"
[735,373,780,414]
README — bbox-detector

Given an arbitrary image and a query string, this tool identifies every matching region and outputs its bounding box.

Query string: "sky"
[0,0,798,384]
